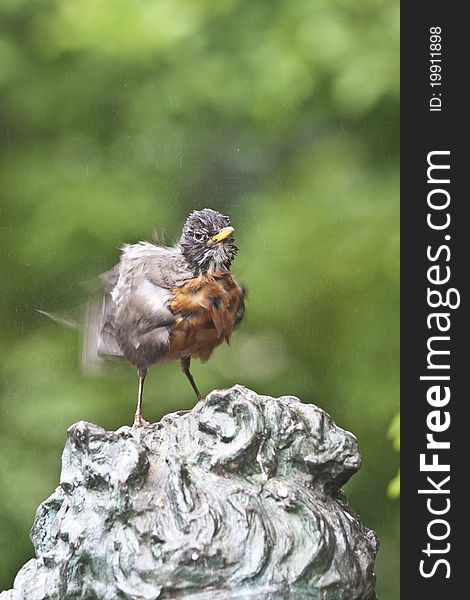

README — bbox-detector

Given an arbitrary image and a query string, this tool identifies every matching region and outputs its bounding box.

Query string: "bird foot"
[133,413,150,428]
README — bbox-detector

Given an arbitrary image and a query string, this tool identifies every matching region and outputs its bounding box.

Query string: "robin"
[86,209,245,427]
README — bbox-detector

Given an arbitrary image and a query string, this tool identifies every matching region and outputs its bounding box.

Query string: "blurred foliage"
[0,0,399,597]
[388,412,401,499]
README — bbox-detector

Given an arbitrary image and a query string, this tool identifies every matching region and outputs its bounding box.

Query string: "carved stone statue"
[1,386,378,599]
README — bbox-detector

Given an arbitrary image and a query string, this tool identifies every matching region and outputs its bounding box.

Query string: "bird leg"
[180,357,203,402]
[133,368,149,428]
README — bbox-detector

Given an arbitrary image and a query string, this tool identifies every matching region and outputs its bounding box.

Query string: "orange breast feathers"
[166,272,243,362]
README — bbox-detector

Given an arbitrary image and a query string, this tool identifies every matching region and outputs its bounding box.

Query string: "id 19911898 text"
[429,26,442,112]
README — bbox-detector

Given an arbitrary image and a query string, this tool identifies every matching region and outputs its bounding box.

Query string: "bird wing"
[83,242,193,369]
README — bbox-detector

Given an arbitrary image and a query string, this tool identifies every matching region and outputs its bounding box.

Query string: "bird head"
[180,209,238,273]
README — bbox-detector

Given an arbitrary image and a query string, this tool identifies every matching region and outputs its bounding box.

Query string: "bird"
[84,208,245,427]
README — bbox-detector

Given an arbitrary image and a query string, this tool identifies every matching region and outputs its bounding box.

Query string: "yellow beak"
[210,226,234,243]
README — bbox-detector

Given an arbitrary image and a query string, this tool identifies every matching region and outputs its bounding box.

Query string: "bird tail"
[36,294,124,375]
[82,295,124,374]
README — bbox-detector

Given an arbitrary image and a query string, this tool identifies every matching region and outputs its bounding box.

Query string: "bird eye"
[193,231,204,241]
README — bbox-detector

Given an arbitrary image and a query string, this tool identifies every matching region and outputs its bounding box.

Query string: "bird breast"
[166,272,243,362]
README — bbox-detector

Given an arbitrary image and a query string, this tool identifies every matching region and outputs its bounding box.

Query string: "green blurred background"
[0,0,399,596]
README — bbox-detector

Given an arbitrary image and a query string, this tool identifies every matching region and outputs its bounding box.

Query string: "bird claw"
[133,413,150,428]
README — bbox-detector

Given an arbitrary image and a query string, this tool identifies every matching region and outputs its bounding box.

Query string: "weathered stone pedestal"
[1,385,378,599]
